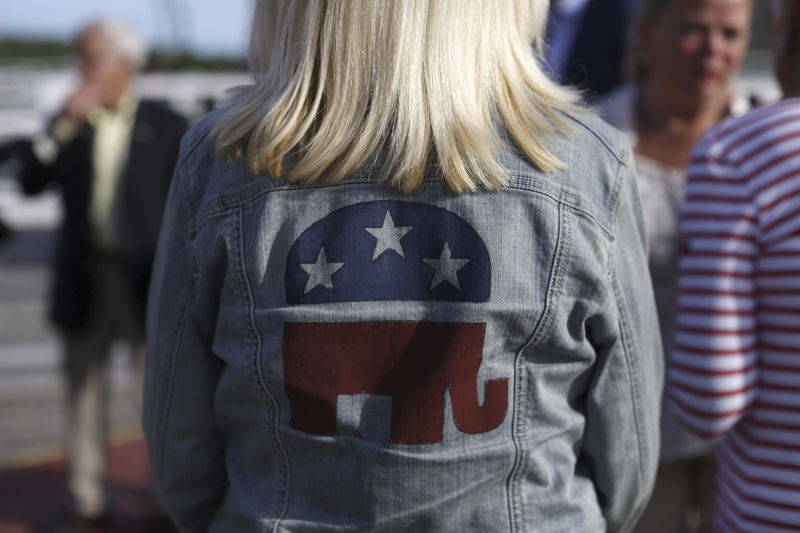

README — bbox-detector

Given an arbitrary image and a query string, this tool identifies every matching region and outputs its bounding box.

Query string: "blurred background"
[0,1,250,531]
[0,1,783,532]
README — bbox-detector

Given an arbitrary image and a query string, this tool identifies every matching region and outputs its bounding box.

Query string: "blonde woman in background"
[599,0,753,531]
[143,1,663,531]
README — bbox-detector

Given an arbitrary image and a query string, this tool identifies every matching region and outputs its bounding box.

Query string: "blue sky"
[0,0,253,57]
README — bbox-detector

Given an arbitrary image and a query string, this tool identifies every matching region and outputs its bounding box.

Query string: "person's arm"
[582,152,663,533]
[16,126,69,196]
[143,154,227,531]
[18,84,100,195]
[668,142,758,439]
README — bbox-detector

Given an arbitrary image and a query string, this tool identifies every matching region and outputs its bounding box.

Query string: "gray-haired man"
[15,20,186,531]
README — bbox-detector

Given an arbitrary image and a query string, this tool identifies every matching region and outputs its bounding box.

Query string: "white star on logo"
[422,242,470,291]
[299,247,345,294]
[363,210,413,261]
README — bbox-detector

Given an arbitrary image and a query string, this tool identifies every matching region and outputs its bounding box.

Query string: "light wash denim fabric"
[143,110,663,533]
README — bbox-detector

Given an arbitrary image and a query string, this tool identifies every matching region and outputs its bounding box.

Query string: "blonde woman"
[143,1,662,531]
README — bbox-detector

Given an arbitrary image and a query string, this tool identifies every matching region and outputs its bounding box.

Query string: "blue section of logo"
[285,201,490,304]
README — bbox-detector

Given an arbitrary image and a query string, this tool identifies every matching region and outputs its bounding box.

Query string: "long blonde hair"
[214,0,581,194]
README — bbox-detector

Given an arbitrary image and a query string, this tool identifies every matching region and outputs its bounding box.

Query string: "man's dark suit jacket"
[17,100,187,332]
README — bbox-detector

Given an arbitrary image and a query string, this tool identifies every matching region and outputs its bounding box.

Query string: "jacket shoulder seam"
[180,116,218,164]
[562,112,629,167]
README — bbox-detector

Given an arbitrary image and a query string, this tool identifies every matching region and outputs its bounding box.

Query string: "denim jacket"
[143,110,662,533]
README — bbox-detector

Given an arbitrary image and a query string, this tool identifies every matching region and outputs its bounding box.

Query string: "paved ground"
[0,436,154,533]
[0,177,158,532]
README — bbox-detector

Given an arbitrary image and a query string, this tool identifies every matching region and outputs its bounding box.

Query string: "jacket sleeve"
[16,138,58,195]
[16,116,83,195]
[582,155,663,533]
[142,155,227,532]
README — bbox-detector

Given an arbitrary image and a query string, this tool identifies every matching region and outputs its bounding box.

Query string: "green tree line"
[0,38,246,71]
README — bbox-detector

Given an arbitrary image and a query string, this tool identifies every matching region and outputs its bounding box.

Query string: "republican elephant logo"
[283,201,507,444]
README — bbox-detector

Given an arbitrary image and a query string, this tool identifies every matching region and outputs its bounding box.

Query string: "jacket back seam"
[231,206,292,530]
[506,200,573,532]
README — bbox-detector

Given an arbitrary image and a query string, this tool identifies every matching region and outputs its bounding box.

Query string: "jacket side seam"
[153,158,201,474]
[606,158,648,488]
[610,266,647,487]
[153,278,197,482]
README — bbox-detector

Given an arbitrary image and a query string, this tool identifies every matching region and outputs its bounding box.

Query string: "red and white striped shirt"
[670,99,800,533]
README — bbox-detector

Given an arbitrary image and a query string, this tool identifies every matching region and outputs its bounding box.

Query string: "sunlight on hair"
[214,0,582,194]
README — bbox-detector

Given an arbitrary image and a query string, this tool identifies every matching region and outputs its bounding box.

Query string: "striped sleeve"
[668,137,760,440]
[669,100,800,533]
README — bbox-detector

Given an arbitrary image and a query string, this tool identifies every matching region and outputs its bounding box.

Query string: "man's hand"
[63,82,103,124]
